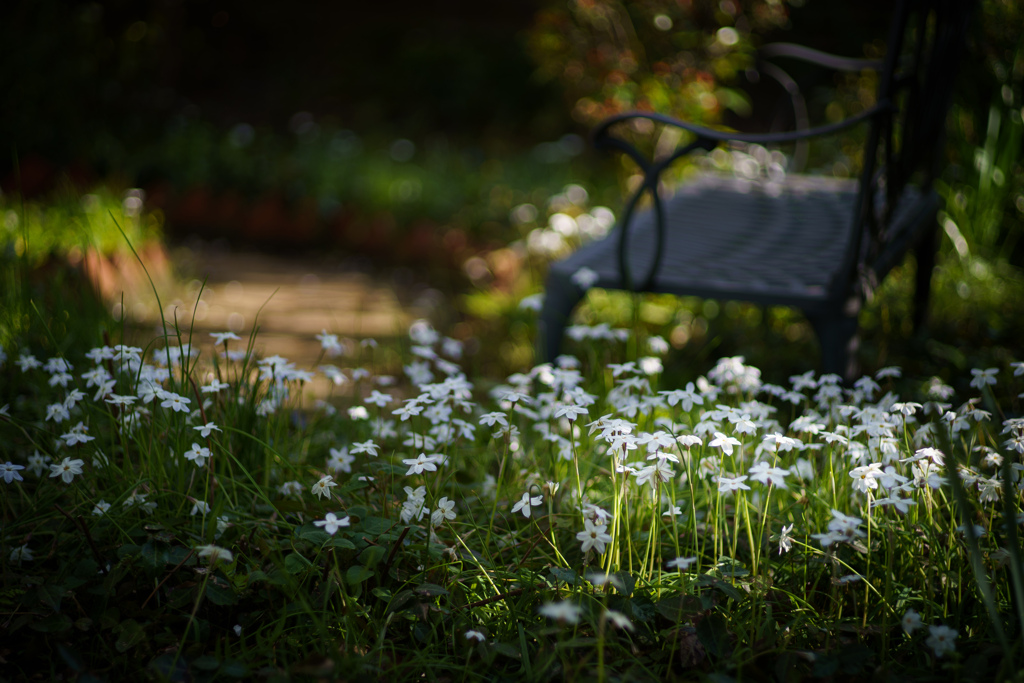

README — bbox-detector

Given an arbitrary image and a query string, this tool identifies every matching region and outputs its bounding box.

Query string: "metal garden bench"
[538,0,974,379]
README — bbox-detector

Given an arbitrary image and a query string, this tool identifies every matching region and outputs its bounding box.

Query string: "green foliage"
[0,187,162,266]
[527,0,792,127]
[4,243,1024,680]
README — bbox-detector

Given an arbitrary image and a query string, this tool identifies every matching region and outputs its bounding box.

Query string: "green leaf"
[284,553,313,575]
[206,582,238,606]
[712,581,744,603]
[165,546,194,566]
[630,594,657,622]
[610,571,635,596]
[57,643,85,672]
[385,589,416,614]
[220,659,249,678]
[139,541,165,573]
[116,544,142,559]
[345,565,374,586]
[359,544,386,568]
[714,557,749,578]
[73,558,99,578]
[191,655,220,671]
[360,516,394,536]
[490,642,521,660]
[837,642,872,674]
[695,613,732,658]
[812,654,839,678]
[36,584,65,612]
[414,582,448,597]
[99,608,120,630]
[298,528,331,545]
[656,595,704,622]
[549,567,579,586]
[326,537,356,550]
[346,505,369,520]
[114,619,146,652]
[30,613,72,634]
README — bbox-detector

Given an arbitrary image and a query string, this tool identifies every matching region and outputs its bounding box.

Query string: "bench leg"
[537,270,586,365]
[808,302,861,382]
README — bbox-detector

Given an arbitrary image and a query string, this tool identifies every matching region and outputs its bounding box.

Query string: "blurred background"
[1,0,1022,393]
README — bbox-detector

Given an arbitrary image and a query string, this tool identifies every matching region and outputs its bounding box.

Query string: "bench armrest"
[592,103,890,173]
[757,43,884,72]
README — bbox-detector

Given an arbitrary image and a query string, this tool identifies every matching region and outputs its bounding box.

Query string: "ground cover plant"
[3,259,1024,682]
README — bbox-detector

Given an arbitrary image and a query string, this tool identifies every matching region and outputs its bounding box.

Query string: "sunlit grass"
[3,260,1024,680]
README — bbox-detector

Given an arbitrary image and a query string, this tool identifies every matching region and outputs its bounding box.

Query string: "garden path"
[120,245,440,374]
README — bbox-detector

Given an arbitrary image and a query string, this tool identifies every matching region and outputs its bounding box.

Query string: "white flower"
[778,524,794,555]
[316,330,343,356]
[871,496,917,514]
[211,331,241,346]
[891,402,923,417]
[926,624,957,657]
[1,461,25,483]
[403,453,438,476]
[193,422,222,438]
[184,443,212,467]
[278,481,303,497]
[348,406,370,420]
[46,402,70,423]
[666,556,698,570]
[709,431,741,455]
[59,422,95,447]
[392,401,423,421]
[571,267,599,289]
[328,447,356,473]
[191,501,211,516]
[576,519,612,554]
[660,383,703,411]
[311,475,337,500]
[850,463,882,493]
[647,335,669,354]
[554,404,588,421]
[518,294,544,312]
[902,609,922,634]
[511,491,543,518]
[9,544,33,563]
[160,392,191,413]
[92,499,111,516]
[431,497,457,527]
[26,451,50,477]
[123,491,158,515]
[465,629,486,642]
[365,390,392,407]
[479,412,508,428]
[586,572,624,590]
[716,475,750,493]
[16,353,41,371]
[538,601,582,624]
[748,462,791,489]
[351,440,379,456]
[313,512,351,535]
[201,379,230,394]
[49,457,84,484]
[970,367,998,390]
[603,610,634,631]
[875,366,902,379]
[196,544,234,564]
